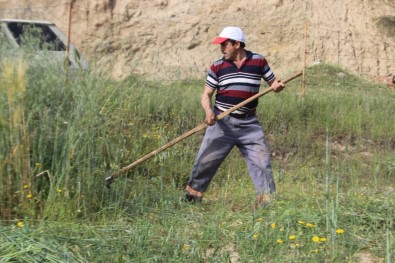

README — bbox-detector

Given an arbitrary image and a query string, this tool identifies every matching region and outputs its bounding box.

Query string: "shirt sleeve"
[205,67,218,90]
[261,57,275,83]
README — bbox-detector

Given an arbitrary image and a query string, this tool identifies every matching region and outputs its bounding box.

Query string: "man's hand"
[205,110,216,126]
[201,86,216,125]
[270,78,285,93]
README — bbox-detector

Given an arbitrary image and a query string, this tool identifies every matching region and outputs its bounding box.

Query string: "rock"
[386,72,395,86]
[337,72,347,78]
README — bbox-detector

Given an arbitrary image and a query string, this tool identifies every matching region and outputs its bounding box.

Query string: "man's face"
[220,40,238,61]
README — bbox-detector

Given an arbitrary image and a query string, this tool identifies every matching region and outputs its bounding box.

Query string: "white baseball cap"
[212,26,246,44]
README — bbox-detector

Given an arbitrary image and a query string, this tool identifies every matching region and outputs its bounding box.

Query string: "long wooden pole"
[65,0,73,83]
[301,20,308,100]
[106,71,302,185]
[66,1,72,60]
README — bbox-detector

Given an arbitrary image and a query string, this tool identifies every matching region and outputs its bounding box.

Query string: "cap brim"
[212,37,228,44]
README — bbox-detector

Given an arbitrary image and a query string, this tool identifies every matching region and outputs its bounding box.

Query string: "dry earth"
[1,0,394,82]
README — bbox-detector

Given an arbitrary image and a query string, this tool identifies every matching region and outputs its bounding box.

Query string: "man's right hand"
[205,110,216,126]
[201,86,216,126]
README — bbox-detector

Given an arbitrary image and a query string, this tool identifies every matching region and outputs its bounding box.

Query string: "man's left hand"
[271,79,285,93]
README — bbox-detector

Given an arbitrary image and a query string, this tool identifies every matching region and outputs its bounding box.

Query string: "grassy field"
[0,49,394,262]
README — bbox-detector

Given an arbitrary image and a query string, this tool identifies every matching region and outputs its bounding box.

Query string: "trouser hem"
[185,185,204,198]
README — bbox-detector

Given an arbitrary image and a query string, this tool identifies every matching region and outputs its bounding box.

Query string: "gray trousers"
[187,114,276,197]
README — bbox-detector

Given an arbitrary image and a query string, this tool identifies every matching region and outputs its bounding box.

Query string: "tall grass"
[0,41,394,262]
[0,58,30,220]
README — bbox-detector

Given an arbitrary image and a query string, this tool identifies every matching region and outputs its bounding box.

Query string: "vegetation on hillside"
[376,16,395,37]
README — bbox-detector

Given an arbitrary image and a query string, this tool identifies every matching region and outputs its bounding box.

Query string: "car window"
[6,22,66,51]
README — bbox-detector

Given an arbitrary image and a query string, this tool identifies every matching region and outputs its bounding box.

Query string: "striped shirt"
[206,50,275,115]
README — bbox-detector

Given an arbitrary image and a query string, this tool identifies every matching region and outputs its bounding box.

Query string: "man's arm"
[201,85,216,126]
[267,78,285,93]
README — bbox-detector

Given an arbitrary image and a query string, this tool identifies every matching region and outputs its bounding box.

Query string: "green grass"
[0,46,394,262]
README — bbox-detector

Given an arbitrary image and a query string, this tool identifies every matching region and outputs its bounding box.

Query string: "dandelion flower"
[271,223,276,229]
[319,237,327,242]
[253,234,259,240]
[336,229,345,234]
[289,235,296,240]
[312,236,320,243]
[298,220,305,225]
[26,194,33,199]
[256,217,264,222]
[276,239,284,244]
[23,185,29,189]
[57,189,62,193]
[16,221,24,227]
[305,223,315,228]
[183,244,190,251]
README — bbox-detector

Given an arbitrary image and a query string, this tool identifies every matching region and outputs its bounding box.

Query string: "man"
[184,26,285,208]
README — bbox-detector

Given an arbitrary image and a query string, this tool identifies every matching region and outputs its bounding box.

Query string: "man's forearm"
[201,93,213,113]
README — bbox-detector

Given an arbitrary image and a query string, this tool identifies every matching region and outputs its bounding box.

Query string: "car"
[0,18,89,70]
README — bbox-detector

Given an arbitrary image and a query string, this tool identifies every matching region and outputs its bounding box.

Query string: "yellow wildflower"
[26,194,33,199]
[16,221,24,228]
[57,189,62,193]
[305,223,315,228]
[270,223,276,229]
[256,217,264,222]
[253,234,259,240]
[183,244,190,251]
[319,237,327,242]
[336,229,345,234]
[276,239,284,244]
[289,235,296,240]
[312,236,320,243]
[23,185,29,189]
[298,220,305,225]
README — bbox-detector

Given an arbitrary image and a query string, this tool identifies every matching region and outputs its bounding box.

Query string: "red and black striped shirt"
[206,50,275,114]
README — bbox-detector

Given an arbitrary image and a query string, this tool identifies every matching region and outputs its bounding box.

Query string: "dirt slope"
[1,0,394,81]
